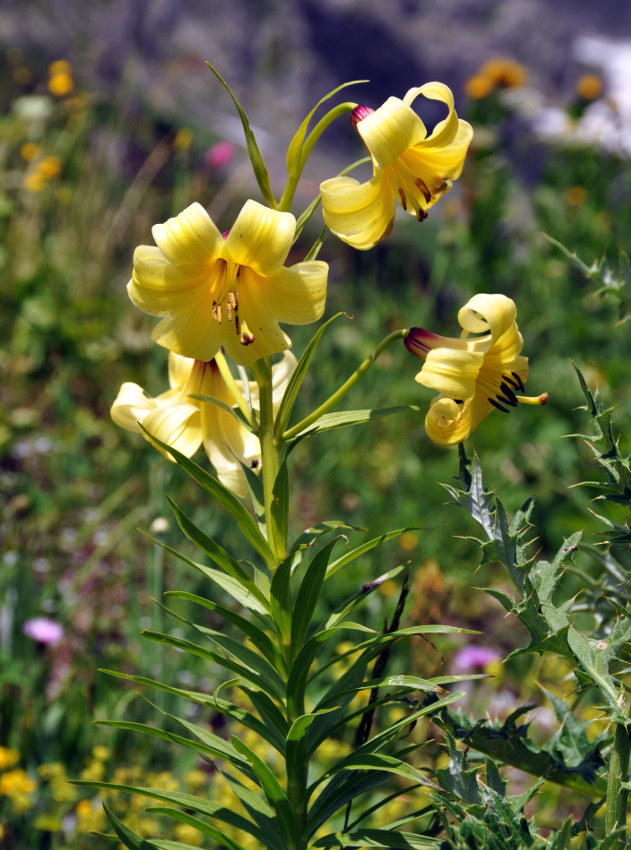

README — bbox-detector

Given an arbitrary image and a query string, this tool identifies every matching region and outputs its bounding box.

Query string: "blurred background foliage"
[1,4,631,846]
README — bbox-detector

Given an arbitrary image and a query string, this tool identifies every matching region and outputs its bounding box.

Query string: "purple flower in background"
[452,645,500,675]
[22,617,64,646]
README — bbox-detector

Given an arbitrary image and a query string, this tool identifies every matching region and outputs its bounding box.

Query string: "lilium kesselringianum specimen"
[127,199,328,364]
[319,82,473,250]
[110,351,296,498]
[404,293,547,446]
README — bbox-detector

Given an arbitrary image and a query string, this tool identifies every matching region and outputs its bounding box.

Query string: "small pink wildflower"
[22,617,64,646]
[204,140,236,170]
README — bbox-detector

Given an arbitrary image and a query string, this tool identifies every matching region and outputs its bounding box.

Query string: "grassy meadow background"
[1,6,631,846]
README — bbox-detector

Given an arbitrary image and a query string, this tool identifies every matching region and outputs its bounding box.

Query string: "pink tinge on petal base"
[404,327,453,359]
[351,105,375,127]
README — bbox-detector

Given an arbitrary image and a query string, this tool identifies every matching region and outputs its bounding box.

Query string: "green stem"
[605,692,631,846]
[251,358,286,564]
[283,328,409,441]
[277,102,356,212]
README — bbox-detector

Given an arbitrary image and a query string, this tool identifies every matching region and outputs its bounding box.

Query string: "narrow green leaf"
[146,807,250,850]
[314,828,437,848]
[325,529,419,580]
[206,62,276,207]
[73,780,259,837]
[231,736,295,847]
[307,770,392,838]
[271,459,290,553]
[295,406,422,437]
[97,719,249,771]
[139,532,270,616]
[274,313,346,440]
[142,427,274,566]
[270,556,293,655]
[326,565,405,628]
[188,393,255,432]
[103,803,160,849]
[142,629,286,702]
[285,710,335,796]
[219,770,288,850]
[291,539,338,649]
[164,591,280,667]
[99,669,286,753]
[238,685,289,741]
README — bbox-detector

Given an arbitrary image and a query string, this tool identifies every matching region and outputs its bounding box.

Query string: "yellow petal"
[143,402,202,458]
[167,351,195,390]
[151,306,223,363]
[355,96,427,170]
[127,246,209,317]
[320,174,395,250]
[261,262,328,325]
[404,82,461,148]
[110,382,156,432]
[416,348,485,399]
[224,199,295,275]
[151,202,223,265]
[458,293,518,340]
[425,397,476,446]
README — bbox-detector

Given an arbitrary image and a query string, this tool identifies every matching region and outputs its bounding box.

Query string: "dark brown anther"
[416,208,428,222]
[212,300,218,321]
[499,383,518,405]
[398,188,407,210]
[414,177,432,203]
[235,314,240,335]
[511,371,525,391]
[502,373,520,390]
[489,397,510,413]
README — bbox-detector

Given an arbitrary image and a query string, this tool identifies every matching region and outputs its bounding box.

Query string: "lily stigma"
[320,82,473,249]
[405,293,547,446]
[111,351,296,497]
[127,199,328,364]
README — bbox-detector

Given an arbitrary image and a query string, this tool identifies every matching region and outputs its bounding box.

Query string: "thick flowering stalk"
[127,199,328,364]
[405,293,547,445]
[111,350,296,497]
[320,82,473,249]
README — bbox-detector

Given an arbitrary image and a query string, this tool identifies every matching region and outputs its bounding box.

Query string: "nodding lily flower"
[127,200,328,365]
[111,351,296,497]
[319,82,473,250]
[405,293,547,446]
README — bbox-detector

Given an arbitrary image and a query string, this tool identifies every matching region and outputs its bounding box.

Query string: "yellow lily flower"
[111,351,296,497]
[404,293,547,446]
[127,200,328,364]
[320,82,473,250]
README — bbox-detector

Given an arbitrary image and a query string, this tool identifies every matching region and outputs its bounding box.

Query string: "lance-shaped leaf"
[274,312,346,440]
[293,406,423,439]
[291,539,338,650]
[165,591,281,670]
[145,807,251,850]
[326,565,406,628]
[231,735,295,848]
[75,781,258,838]
[141,533,270,618]
[219,769,288,850]
[141,630,286,701]
[307,770,393,838]
[99,669,285,754]
[314,828,437,848]
[206,62,275,208]
[325,529,419,580]
[142,427,274,566]
[103,803,161,849]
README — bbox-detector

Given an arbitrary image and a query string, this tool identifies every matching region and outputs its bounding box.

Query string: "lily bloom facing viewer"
[320,82,473,250]
[127,200,328,365]
[405,293,547,446]
[111,351,296,497]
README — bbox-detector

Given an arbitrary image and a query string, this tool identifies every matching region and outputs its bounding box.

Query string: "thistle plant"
[81,64,630,850]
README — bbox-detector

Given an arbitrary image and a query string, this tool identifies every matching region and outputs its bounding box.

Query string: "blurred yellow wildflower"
[38,156,62,179]
[320,82,472,249]
[20,142,40,162]
[479,57,528,89]
[48,60,74,97]
[175,823,204,845]
[127,200,328,364]
[576,73,603,101]
[173,127,194,152]
[76,798,106,832]
[405,293,547,446]
[0,747,20,770]
[23,171,46,193]
[565,185,587,207]
[464,74,495,100]
[0,768,37,812]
